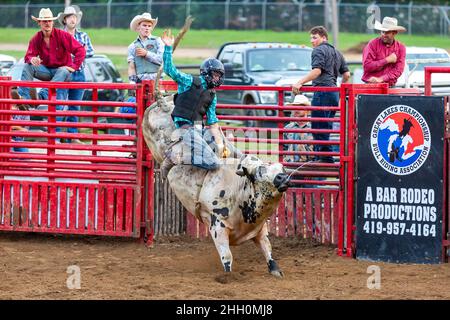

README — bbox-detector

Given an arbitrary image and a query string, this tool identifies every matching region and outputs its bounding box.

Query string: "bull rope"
[286,160,315,180]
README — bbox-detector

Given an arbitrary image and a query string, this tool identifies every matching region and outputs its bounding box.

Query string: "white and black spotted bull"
[141,21,289,275]
[142,97,290,276]
[165,155,290,277]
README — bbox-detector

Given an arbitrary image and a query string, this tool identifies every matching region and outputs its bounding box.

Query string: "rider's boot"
[160,149,175,180]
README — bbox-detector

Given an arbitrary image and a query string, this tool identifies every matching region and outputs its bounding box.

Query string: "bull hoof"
[268,259,284,278]
[270,270,284,278]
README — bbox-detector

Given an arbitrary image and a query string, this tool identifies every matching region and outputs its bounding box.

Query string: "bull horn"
[154,65,164,107]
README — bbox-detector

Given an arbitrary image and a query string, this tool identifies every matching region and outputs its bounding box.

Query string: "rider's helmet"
[200,58,225,89]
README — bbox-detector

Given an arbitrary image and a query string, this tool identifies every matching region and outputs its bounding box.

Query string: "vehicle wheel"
[245,109,257,128]
[243,98,259,138]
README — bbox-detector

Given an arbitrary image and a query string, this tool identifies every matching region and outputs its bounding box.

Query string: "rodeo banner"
[356,95,445,264]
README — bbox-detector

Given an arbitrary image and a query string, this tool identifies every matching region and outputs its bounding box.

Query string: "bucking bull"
[141,18,290,277]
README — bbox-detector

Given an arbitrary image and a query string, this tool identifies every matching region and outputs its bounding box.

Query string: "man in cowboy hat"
[53,5,94,143]
[283,94,314,164]
[127,12,164,85]
[283,94,316,187]
[362,16,407,87]
[18,8,85,109]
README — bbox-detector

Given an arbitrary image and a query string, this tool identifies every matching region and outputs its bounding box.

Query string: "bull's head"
[236,155,290,192]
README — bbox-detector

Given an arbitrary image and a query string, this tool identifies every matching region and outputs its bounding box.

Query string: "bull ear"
[236,155,259,179]
[243,167,256,183]
[236,163,245,176]
[236,165,255,183]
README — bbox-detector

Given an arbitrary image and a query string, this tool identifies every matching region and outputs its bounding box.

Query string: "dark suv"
[215,42,313,127]
[81,55,125,104]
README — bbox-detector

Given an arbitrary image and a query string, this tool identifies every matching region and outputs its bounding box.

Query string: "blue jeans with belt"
[311,91,339,163]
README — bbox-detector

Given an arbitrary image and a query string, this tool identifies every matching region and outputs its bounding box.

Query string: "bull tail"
[195,201,204,224]
[173,16,194,52]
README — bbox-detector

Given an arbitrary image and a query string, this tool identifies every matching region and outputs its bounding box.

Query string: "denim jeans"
[60,70,85,135]
[18,64,71,102]
[19,64,72,138]
[179,127,221,170]
[311,91,339,162]
[38,70,86,138]
[12,137,28,153]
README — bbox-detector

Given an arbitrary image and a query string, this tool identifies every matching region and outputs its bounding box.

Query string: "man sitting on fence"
[16,8,86,110]
[57,5,94,144]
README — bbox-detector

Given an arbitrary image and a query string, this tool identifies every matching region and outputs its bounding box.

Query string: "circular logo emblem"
[370,104,431,175]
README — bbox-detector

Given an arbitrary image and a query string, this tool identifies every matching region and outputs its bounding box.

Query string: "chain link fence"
[0,1,448,36]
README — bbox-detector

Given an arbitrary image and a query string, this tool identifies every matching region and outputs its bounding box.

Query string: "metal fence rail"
[0,77,153,242]
[0,1,448,36]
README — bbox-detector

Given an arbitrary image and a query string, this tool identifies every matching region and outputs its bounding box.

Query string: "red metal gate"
[424,66,450,261]
[0,77,154,242]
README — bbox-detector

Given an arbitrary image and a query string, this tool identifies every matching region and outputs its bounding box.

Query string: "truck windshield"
[406,53,450,71]
[247,48,312,72]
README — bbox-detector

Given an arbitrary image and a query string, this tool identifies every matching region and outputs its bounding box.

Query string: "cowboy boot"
[11,90,31,111]
[160,146,177,180]
[160,157,175,180]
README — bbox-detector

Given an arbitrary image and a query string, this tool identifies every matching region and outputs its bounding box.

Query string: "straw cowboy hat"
[286,94,311,106]
[374,17,406,32]
[57,6,83,26]
[31,8,58,22]
[130,12,158,32]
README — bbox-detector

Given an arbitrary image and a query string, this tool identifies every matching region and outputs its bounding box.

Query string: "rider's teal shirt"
[163,45,218,128]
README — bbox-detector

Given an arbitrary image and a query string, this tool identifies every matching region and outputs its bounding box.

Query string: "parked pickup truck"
[0,54,16,76]
[214,42,313,127]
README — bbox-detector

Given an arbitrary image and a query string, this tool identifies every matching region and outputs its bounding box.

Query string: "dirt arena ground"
[0,232,449,300]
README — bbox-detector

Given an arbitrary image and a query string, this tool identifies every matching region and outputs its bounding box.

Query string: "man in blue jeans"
[40,6,95,143]
[58,6,94,143]
[18,8,85,133]
[292,26,350,163]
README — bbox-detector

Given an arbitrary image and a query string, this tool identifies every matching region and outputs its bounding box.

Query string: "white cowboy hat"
[130,12,158,32]
[57,6,83,26]
[374,17,406,32]
[31,8,58,22]
[286,94,311,106]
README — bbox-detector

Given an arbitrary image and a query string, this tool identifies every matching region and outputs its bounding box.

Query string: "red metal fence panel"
[0,181,139,236]
[0,78,152,240]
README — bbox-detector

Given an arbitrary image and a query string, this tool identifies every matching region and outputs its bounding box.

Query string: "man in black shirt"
[292,26,350,163]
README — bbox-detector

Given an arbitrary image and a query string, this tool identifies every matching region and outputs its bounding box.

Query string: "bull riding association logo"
[370,104,431,175]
